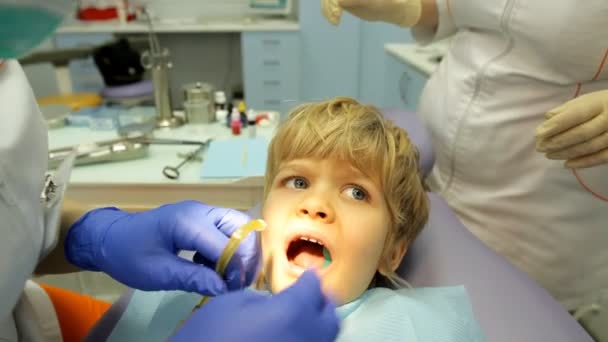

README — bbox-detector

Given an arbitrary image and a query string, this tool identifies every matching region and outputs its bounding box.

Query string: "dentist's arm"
[322,0,438,31]
[35,199,91,275]
[37,200,261,296]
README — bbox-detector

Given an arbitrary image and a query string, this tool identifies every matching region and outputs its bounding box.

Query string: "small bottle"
[214,91,227,111]
[230,107,241,135]
[247,109,257,139]
[238,101,247,114]
[238,101,248,127]
[214,91,227,124]
[225,103,234,127]
[215,109,228,123]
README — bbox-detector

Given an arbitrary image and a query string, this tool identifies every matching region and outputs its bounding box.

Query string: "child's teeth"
[298,236,324,245]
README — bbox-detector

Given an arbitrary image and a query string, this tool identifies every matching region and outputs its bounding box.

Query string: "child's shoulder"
[372,286,471,308]
[368,285,468,298]
[336,286,485,342]
[362,286,472,313]
[362,286,474,318]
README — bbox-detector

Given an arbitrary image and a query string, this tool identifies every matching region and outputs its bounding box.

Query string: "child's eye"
[344,186,368,201]
[285,176,308,189]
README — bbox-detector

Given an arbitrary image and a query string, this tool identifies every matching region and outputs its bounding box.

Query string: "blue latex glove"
[170,270,340,342]
[65,201,260,296]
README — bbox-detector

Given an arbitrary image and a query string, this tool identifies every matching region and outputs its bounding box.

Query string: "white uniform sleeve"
[411,0,457,45]
[0,316,18,341]
[0,60,50,324]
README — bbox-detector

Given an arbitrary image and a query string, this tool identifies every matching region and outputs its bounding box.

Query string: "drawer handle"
[262,39,281,46]
[263,80,281,86]
[264,99,281,105]
[263,60,281,67]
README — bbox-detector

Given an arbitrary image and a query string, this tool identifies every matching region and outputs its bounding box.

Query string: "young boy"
[106,97,485,341]
[257,96,429,303]
[255,97,484,341]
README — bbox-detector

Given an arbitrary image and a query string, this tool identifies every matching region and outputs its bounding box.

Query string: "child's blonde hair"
[263,97,429,288]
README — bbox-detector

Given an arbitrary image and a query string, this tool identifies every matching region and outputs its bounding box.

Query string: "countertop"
[49,110,279,210]
[385,40,449,76]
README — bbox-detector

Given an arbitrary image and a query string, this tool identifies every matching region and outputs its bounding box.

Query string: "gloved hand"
[170,270,340,342]
[65,201,260,296]
[536,90,608,168]
[321,0,342,25]
[321,0,423,27]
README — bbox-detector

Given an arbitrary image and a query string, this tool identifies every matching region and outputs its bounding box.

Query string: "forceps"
[135,137,208,146]
[162,140,211,180]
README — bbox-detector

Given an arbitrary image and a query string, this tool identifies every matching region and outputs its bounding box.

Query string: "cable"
[569,48,608,202]
[572,168,608,202]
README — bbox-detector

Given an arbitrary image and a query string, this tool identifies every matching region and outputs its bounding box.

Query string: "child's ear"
[378,239,409,275]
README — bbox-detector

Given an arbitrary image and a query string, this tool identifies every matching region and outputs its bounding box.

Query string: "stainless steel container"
[183,82,215,124]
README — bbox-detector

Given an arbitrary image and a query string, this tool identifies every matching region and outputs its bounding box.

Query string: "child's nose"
[299,207,328,219]
[298,196,335,222]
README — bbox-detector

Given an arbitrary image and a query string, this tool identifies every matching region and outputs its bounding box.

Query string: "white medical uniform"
[0,60,74,341]
[412,0,608,311]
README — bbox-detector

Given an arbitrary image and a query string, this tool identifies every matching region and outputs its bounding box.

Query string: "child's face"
[261,158,391,305]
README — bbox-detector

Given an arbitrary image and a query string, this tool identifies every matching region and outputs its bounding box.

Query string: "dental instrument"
[135,137,209,146]
[162,142,208,180]
[48,135,211,169]
[48,138,149,169]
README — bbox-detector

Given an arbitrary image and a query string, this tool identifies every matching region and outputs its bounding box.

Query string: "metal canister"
[183,82,215,124]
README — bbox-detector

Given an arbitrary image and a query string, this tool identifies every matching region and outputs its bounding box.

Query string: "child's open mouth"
[286,235,332,270]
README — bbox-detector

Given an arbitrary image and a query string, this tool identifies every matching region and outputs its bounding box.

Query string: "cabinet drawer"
[242,32,299,59]
[243,71,298,108]
[242,32,301,114]
[256,58,288,78]
[242,32,299,78]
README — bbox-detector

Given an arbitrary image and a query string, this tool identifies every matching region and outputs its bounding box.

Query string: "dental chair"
[85,108,593,342]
